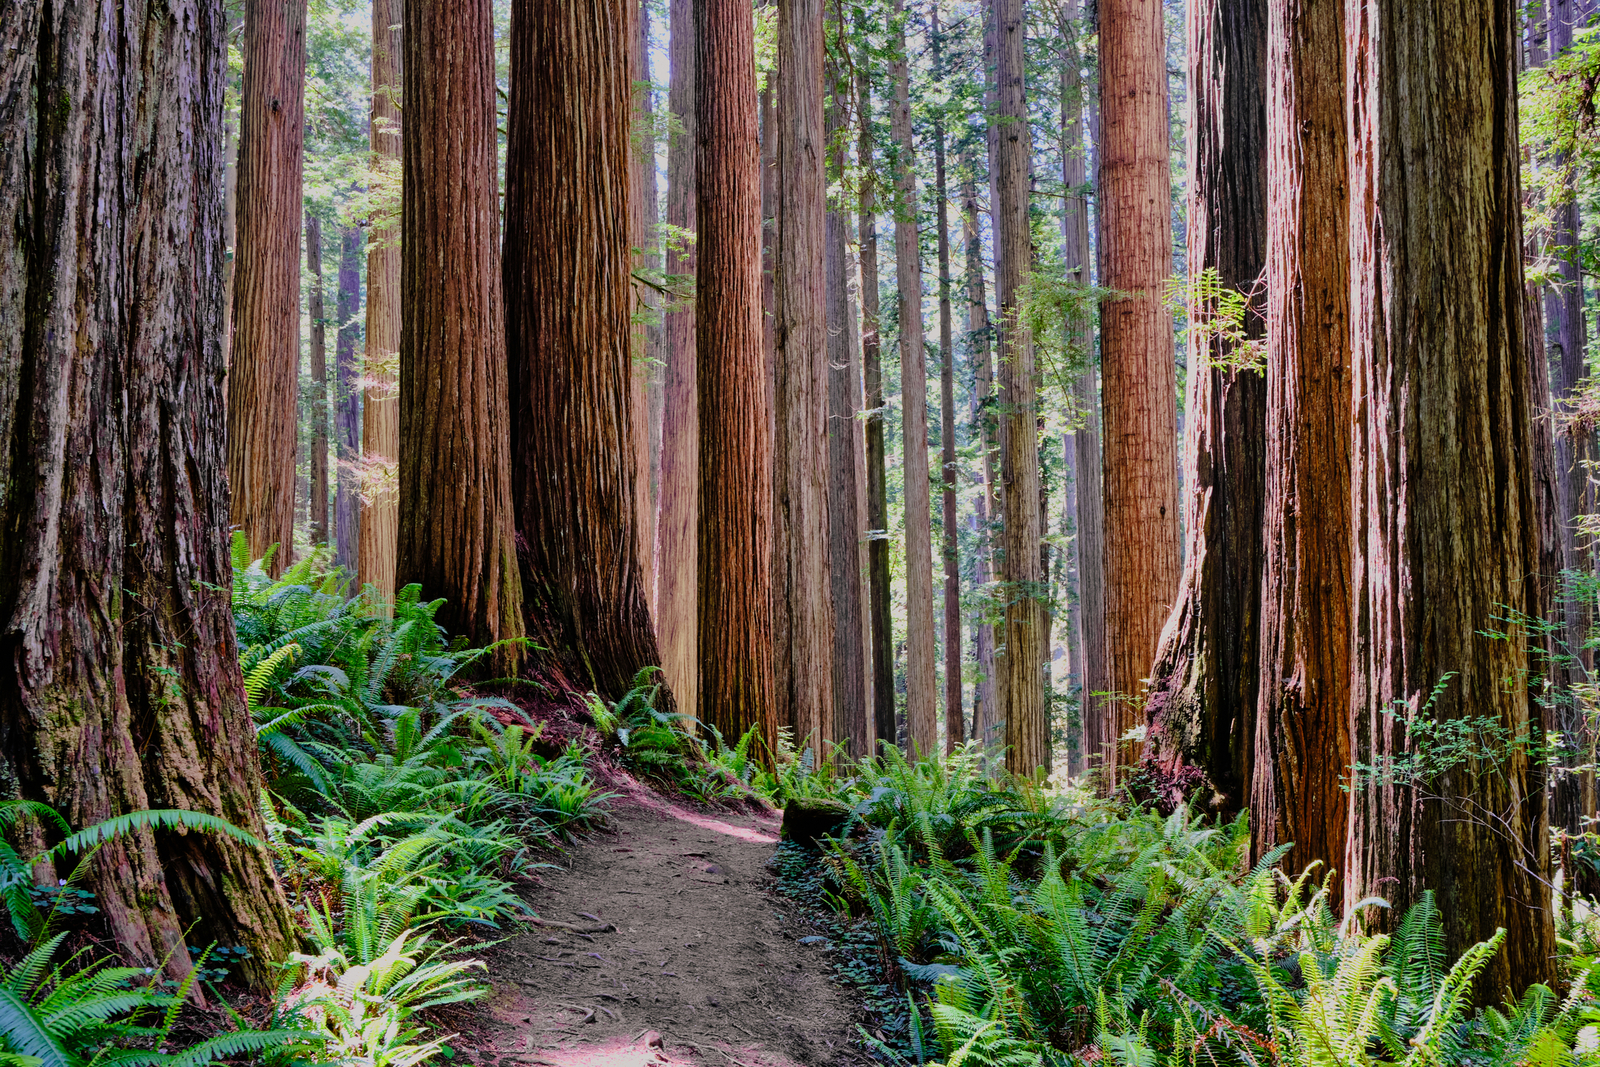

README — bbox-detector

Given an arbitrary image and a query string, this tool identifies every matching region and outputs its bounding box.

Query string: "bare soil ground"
[456,783,868,1067]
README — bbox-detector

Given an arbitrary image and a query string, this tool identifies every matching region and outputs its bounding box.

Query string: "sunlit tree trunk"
[656,0,699,717]
[0,0,298,987]
[1249,0,1348,881]
[1345,0,1555,992]
[992,0,1049,776]
[1145,0,1267,817]
[360,0,402,603]
[229,0,308,573]
[698,0,776,745]
[505,0,667,704]
[772,0,836,755]
[1097,0,1181,786]
[630,0,660,609]
[334,225,362,573]
[399,0,525,650]
[307,212,331,546]
[891,0,938,757]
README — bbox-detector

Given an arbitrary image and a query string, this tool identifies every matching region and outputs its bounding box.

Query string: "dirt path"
[461,787,867,1067]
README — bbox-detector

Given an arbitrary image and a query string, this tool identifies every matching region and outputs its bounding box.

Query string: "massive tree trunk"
[630,0,660,611]
[307,213,331,547]
[229,0,308,573]
[1345,0,1555,992]
[773,0,836,755]
[0,0,298,987]
[1249,0,1349,880]
[399,0,525,650]
[334,226,362,573]
[1144,0,1267,818]
[1059,0,1108,781]
[1097,0,1181,786]
[359,0,402,603]
[931,1,963,755]
[992,0,1049,776]
[827,60,870,761]
[698,0,776,745]
[962,157,1000,752]
[656,0,699,718]
[505,0,667,705]
[858,34,898,753]
[891,0,939,757]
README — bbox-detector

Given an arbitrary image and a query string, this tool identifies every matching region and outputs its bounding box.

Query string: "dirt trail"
[462,787,866,1067]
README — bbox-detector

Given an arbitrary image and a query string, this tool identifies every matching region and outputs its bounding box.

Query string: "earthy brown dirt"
[458,784,868,1067]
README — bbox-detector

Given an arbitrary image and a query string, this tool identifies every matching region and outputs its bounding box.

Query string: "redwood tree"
[993,0,1049,776]
[1345,0,1554,990]
[335,225,362,572]
[773,0,836,753]
[229,0,308,572]
[962,153,1000,751]
[1097,0,1181,785]
[1144,0,1267,817]
[1249,0,1349,879]
[0,0,297,985]
[891,0,939,756]
[308,212,331,546]
[399,0,525,649]
[504,0,667,703]
[698,0,776,744]
[656,0,700,715]
[359,0,402,602]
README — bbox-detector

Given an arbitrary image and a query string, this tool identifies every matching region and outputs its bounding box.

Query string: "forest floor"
[454,781,869,1067]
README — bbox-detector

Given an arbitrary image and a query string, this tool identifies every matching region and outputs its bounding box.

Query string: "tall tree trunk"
[858,33,898,753]
[1249,0,1348,880]
[891,0,938,757]
[1144,0,1267,818]
[0,0,298,986]
[360,0,402,603]
[698,0,776,745]
[224,109,238,368]
[1345,0,1555,992]
[827,58,869,761]
[992,0,1048,776]
[399,0,525,650]
[931,1,963,755]
[630,0,660,610]
[229,0,308,574]
[307,213,331,546]
[657,0,700,718]
[334,226,362,572]
[1059,0,1108,781]
[962,157,999,751]
[1097,0,1181,786]
[505,0,668,705]
[773,0,836,755]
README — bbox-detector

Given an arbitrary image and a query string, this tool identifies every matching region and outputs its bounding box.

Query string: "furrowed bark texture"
[858,42,897,753]
[891,0,938,757]
[308,213,331,546]
[962,159,1000,750]
[656,0,700,718]
[229,0,308,573]
[1060,0,1107,780]
[0,0,297,986]
[993,0,1049,776]
[1145,0,1267,818]
[399,0,525,650]
[1098,0,1181,785]
[630,0,660,610]
[774,0,836,754]
[1250,0,1349,880]
[359,0,402,602]
[698,0,776,744]
[827,72,869,760]
[1345,0,1555,992]
[505,0,668,705]
[335,226,362,572]
[932,2,963,754]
